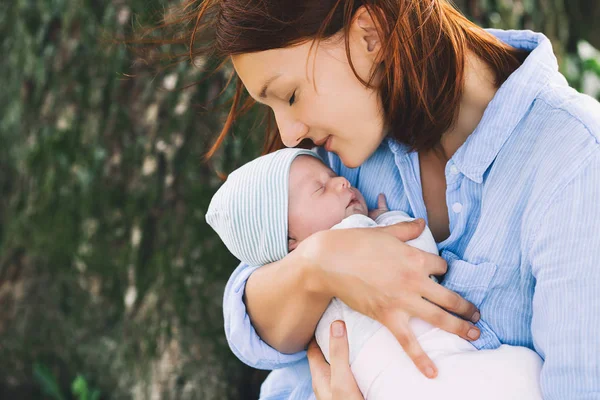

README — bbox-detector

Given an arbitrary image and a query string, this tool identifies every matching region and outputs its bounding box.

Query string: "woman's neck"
[438,52,498,162]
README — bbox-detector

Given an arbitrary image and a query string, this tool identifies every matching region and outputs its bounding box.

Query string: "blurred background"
[1,0,599,399]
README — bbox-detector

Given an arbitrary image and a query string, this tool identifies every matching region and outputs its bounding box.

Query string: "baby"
[207,148,543,399]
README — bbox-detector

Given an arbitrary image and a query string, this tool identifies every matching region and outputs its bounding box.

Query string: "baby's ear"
[288,238,298,252]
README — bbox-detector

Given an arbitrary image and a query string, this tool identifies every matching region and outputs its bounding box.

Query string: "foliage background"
[1,0,599,399]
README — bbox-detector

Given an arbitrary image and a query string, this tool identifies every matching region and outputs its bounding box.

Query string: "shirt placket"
[389,141,469,248]
[441,160,467,248]
[392,150,427,220]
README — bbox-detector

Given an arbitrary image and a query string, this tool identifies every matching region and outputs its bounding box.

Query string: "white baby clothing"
[314,212,543,400]
[315,212,439,365]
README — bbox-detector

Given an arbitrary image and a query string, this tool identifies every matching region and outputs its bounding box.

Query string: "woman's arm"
[223,261,310,370]
[244,219,428,354]
[244,247,331,354]
[528,152,600,398]
[234,219,481,377]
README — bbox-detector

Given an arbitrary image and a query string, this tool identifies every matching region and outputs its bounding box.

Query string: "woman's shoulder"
[535,83,600,141]
[507,85,600,204]
[518,84,600,170]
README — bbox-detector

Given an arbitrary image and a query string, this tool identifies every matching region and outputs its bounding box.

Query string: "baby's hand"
[368,193,389,220]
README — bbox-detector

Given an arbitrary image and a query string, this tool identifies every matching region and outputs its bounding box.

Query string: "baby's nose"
[333,176,350,190]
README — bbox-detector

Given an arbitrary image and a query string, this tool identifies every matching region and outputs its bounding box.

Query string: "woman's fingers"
[419,276,479,320]
[328,321,363,400]
[382,311,438,379]
[418,250,449,276]
[421,279,480,323]
[307,339,332,400]
[381,219,426,242]
[412,295,481,342]
[307,322,364,400]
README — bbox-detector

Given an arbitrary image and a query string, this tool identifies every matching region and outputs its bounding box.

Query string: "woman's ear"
[351,6,382,62]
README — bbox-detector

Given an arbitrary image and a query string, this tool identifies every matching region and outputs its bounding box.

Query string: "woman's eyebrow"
[260,74,282,99]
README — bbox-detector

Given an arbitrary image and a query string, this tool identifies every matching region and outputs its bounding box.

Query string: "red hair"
[132,0,526,158]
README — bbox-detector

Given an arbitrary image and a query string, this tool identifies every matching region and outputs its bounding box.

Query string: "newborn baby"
[206,148,543,400]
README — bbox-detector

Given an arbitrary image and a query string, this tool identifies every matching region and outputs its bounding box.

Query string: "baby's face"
[288,155,367,250]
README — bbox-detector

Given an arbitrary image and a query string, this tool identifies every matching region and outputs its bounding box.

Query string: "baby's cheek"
[304,211,337,236]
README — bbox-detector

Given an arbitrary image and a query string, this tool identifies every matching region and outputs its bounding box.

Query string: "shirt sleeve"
[528,151,600,399]
[223,261,307,370]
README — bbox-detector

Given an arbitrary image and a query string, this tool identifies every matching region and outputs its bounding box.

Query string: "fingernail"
[472,311,480,323]
[331,321,345,337]
[426,367,436,379]
[467,328,480,340]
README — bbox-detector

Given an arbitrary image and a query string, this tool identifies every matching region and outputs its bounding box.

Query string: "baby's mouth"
[346,192,359,208]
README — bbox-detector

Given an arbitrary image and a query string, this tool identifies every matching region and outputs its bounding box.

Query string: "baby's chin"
[344,201,368,218]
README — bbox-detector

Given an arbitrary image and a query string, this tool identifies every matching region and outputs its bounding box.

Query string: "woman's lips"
[324,136,333,152]
[314,135,333,152]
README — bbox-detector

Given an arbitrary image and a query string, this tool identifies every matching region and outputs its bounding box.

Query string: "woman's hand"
[299,219,481,379]
[307,321,363,400]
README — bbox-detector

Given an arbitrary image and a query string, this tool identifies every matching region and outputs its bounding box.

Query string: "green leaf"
[583,58,600,77]
[71,375,88,398]
[33,363,66,400]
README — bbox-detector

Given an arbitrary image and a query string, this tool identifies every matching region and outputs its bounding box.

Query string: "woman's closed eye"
[288,90,296,106]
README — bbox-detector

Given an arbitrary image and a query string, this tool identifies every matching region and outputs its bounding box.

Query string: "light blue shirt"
[222,29,600,400]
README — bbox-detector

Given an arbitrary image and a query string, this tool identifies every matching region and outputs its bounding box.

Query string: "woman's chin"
[335,142,381,169]
[338,153,368,169]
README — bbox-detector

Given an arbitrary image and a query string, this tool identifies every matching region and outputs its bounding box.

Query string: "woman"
[150,0,600,398]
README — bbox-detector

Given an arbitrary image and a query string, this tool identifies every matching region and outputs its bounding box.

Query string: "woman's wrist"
[296,230,334,299]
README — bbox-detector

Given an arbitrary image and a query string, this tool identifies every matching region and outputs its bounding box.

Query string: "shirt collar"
[452,29,560,183]
[386,30,561,183]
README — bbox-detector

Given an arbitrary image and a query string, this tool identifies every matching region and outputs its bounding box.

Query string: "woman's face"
[231,10,386,168]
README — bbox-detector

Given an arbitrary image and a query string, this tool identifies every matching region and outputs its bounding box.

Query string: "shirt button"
[452,202,463,213]
[450,165,460,175]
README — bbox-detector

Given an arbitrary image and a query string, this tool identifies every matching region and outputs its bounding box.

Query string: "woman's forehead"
[233,47,294,80]
[231,42,322,96]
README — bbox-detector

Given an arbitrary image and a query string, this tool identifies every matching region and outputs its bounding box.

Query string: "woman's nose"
[275,112,308,148]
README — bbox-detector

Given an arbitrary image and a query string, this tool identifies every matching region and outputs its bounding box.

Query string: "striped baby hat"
[206,148,322,266]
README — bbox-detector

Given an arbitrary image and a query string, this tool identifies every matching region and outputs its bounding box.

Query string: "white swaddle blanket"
[314,212,543,400]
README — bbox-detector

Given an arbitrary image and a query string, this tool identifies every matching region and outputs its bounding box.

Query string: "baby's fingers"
[383,311,438,379]
[377,193,388,211]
